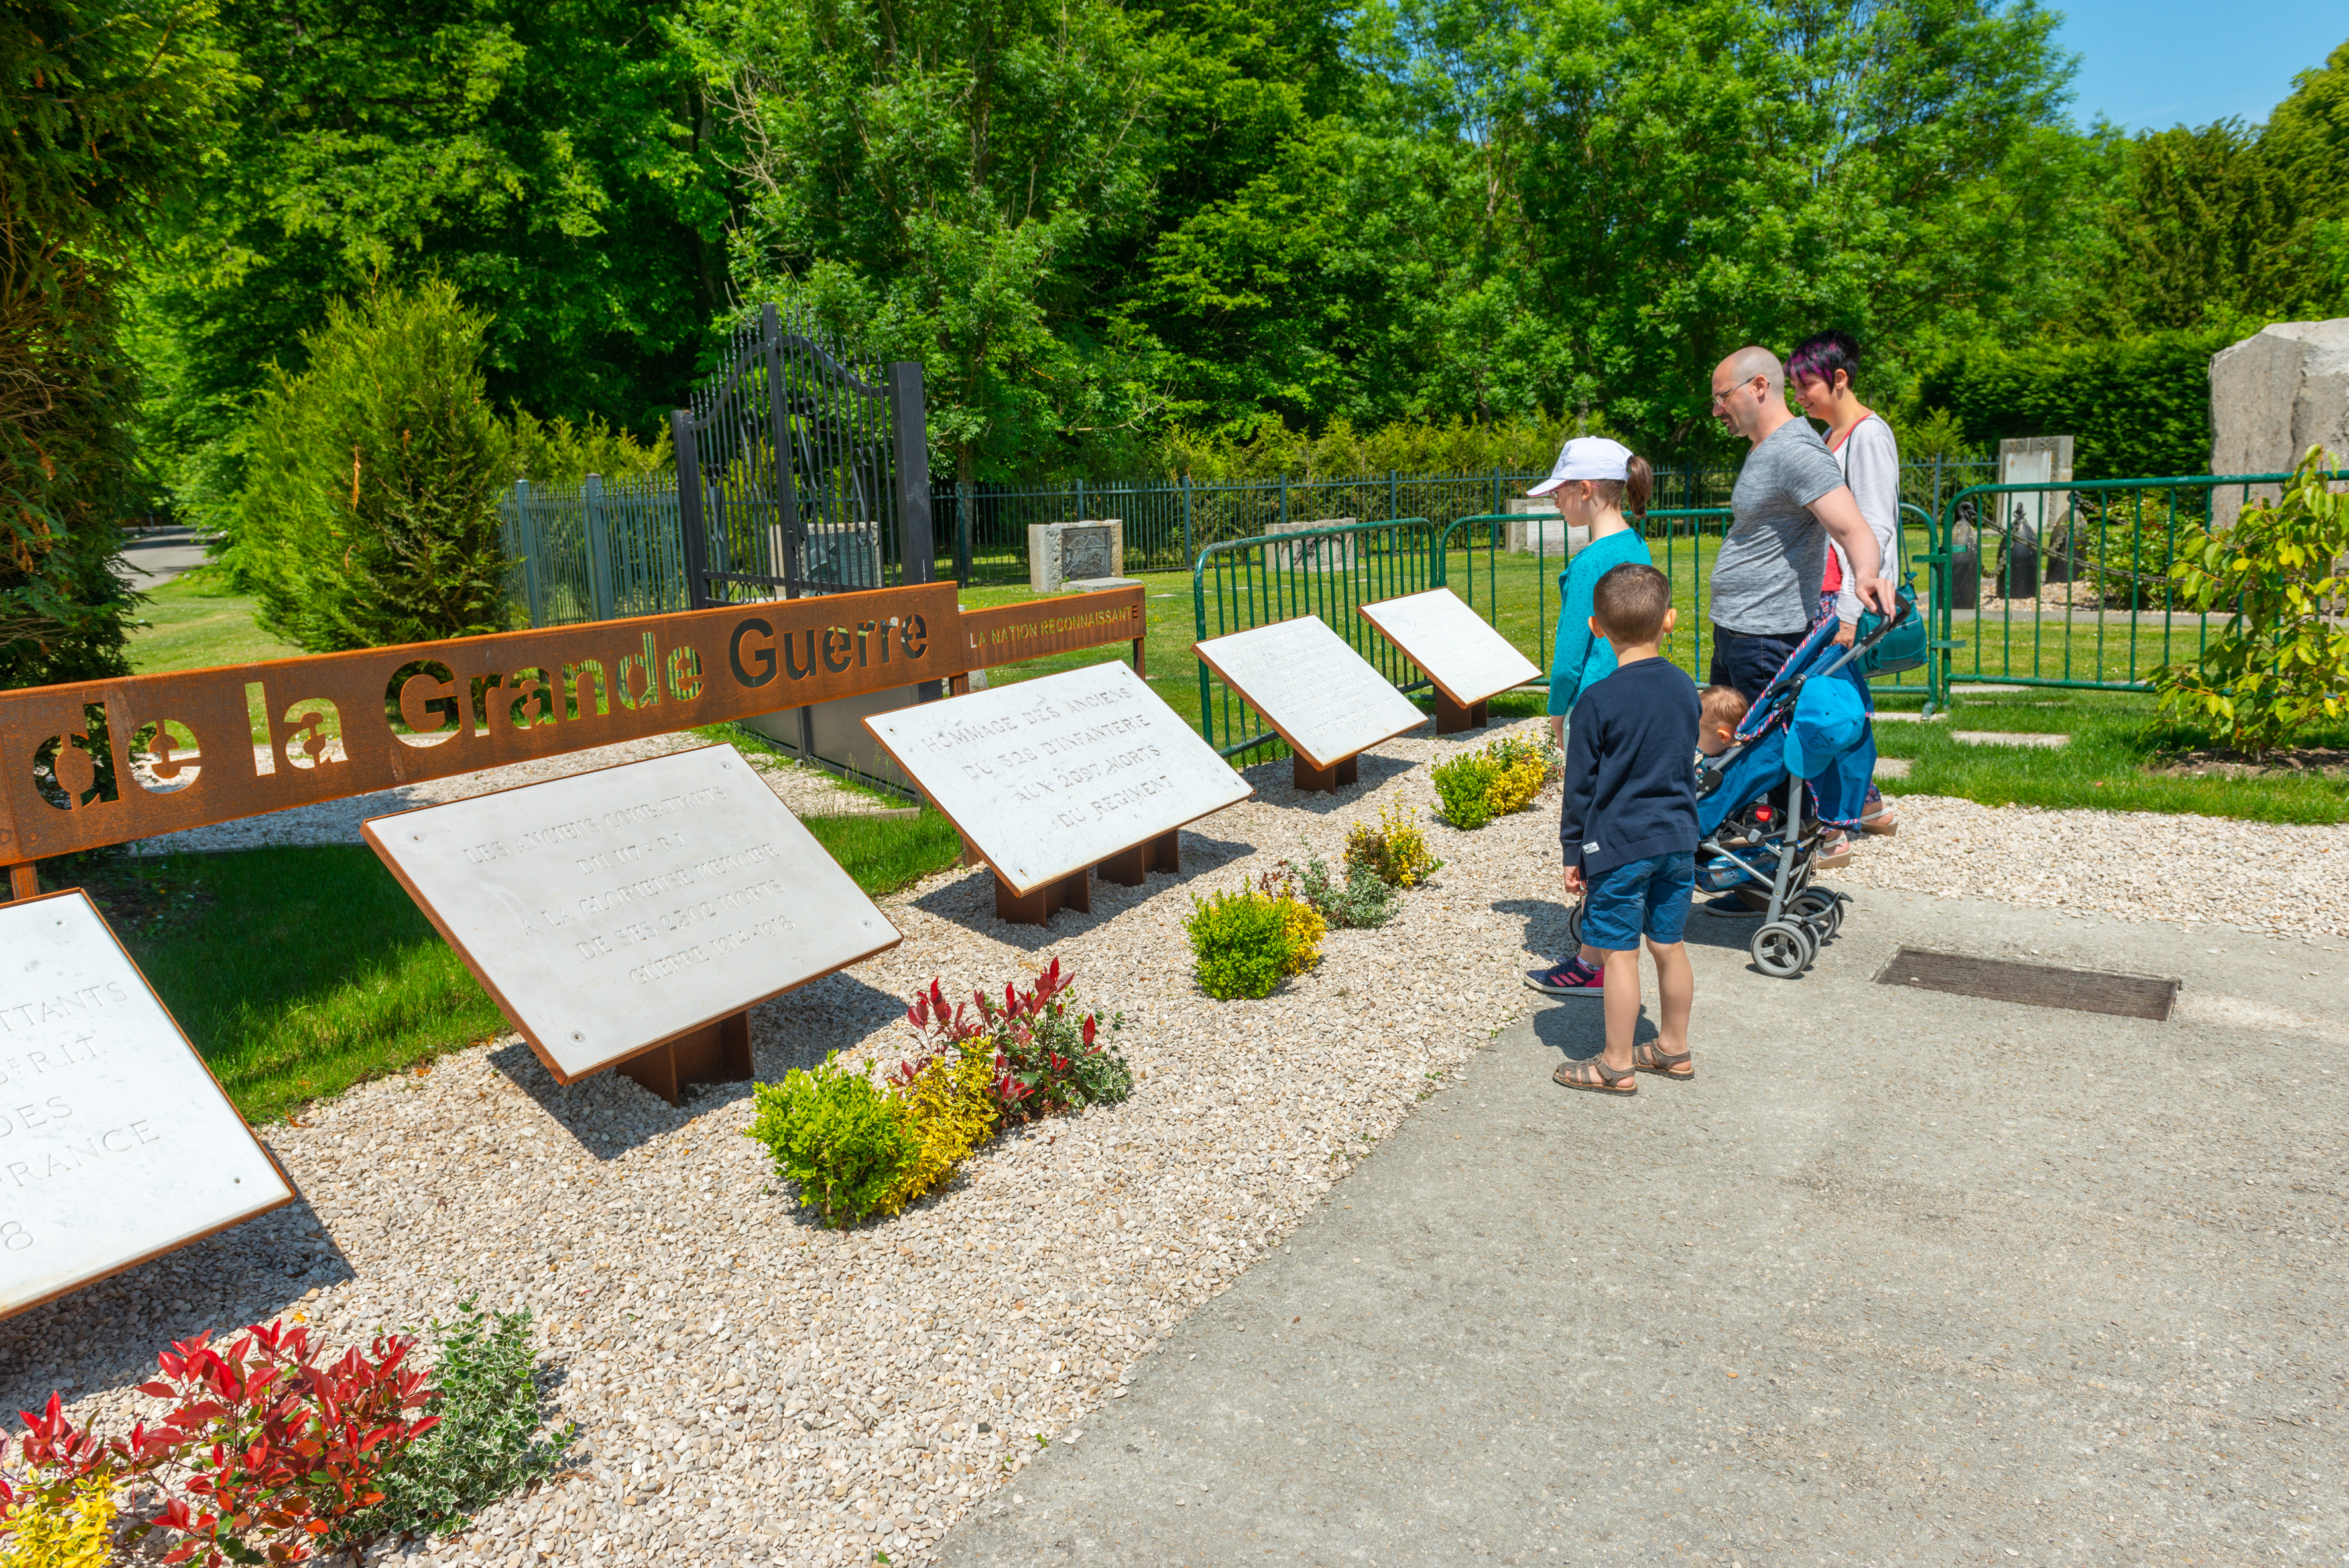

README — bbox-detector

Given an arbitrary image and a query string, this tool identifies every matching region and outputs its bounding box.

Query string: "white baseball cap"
[1527,436,1634,496]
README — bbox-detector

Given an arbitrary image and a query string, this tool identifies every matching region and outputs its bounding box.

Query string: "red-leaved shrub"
[903,958,1132,1121]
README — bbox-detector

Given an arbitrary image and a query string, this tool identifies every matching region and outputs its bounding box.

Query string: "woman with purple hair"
[1789,329,1901,846]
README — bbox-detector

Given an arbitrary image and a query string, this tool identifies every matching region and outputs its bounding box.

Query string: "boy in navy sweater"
[1532,562,1700,1096]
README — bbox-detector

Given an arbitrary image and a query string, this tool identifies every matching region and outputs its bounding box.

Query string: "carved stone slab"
[363,745,900,1083]
[862,662,1251,896]
[1193,615,1425,770]
[0,890,295,1319]
[1357,589,1541,707]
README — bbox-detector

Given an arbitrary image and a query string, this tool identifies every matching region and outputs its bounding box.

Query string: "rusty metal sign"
[0,583,962,865]
[957,585,1146,679]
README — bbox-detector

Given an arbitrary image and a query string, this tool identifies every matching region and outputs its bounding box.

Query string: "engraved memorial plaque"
[1193,615,1425,771]
[0,890,295,1319]
[1358,589,1541,709]
[1060,525,1115,581]
[363,745,900,1083]
[861,662,1251,896]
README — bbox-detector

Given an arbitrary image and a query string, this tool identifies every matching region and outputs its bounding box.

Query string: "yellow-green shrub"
[878,1043,1000,1215]
[1344,805,1443,886]
[0,1474,116,1568]
[1432,735,1559,827]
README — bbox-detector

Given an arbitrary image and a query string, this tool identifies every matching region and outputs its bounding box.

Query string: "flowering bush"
[0,1324,437,1568]
[1344,804,1443,886]
[1430,735,1559,828]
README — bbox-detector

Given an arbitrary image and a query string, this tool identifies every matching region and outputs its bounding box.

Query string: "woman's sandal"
[1553,1058,1637,1096]
[1861,798,1899,836]
[1632,1042,1694,1081]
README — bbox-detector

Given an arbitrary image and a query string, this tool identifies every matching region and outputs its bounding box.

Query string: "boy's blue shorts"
[1581,853,1696,951]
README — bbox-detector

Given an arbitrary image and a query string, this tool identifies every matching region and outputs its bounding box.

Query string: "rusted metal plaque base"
[1292,753,1360,793]
[1434,694,1490,734]
[614,1010,755,1107]
[1874,947,2179,1021]
[995,867,1093,926]
[1097,829,1181,886]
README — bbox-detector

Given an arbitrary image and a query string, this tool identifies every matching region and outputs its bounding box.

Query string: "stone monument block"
[1500,497,1587,558]
[1262,517,1357,571]
[2209,318,2349,528]
[1027,520,1125,593]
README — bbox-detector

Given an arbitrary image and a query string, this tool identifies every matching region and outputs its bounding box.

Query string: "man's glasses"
[1710,377,1762,408]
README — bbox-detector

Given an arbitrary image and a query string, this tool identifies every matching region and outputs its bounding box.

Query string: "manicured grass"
[805,806,967,897]
[1871,689,2349,824]
[127,567,302,674]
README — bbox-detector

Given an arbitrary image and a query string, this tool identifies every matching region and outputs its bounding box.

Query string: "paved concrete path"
[120,526,209,588]
[940,888,2346,1567]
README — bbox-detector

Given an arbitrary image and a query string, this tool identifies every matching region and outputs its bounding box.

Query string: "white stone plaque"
[1193,615,1425,770]
[363,745,900,1083]
[861,662,1252,895]
[1357,589,1541,708]
[0,890,295,1319]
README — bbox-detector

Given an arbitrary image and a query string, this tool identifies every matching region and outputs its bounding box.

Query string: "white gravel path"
[7,723,2344,1568]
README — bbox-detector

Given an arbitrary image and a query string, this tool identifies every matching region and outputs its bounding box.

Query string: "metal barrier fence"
[1928,468,2347,697]
[1191,519,1447,756]
[497,475,691,627]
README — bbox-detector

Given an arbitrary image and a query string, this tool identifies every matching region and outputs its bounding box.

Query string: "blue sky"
[2055,0,2344,131]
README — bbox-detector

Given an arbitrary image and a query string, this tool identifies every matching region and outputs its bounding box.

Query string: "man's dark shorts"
[1708,626,1805,703]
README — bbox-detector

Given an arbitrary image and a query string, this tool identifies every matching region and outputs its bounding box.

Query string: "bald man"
[1705,345,1895,703]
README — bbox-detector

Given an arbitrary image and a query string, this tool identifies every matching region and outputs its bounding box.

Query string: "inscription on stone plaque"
[1193,615,1425,770]
[1357,589,1541,708]
[363,745,900,1083]
[1061,525,1115,581]
[0,890,295,1319]
[862,662,1251,895]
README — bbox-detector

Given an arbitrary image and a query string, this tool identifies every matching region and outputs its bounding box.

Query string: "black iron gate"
[668,303,935,606]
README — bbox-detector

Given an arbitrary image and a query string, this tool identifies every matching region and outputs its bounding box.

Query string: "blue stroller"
[1563,601,1913,978]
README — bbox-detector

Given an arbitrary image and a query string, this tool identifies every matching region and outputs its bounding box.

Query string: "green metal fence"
[1927,469,2347,699]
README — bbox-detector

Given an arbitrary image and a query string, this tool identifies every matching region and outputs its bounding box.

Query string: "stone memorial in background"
[1261,517,1358,571]
[0,890,296,1318]
[863,662,1252,924]
[2209,318,2349,528]
[1501,497,1588,558]
[1193,615,1425,791]
[364,745,901,1104]
[1358,588,1541,734]
[1027,520,1126,593]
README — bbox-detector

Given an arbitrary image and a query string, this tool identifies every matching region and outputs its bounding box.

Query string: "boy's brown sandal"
[1554,1058,1636,1096]
[1632,1042,1694,1081]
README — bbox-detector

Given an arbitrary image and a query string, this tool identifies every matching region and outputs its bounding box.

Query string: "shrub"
[878,1041,1000,1213]
[746,1055,918,1227]
[1343,805,1443,887]
[0,1471,114,1568]
[1431,734,1559,829]
[2151,448,2349,754]
[334,1297,572,1543]
[904,961,1133,1124]
[1186,887,1305,1000]
[1280,849,1396,929]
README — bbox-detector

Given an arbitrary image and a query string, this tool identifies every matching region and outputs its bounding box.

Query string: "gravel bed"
[11,721,2344,1566]
[1839,792,2349,939]
[5,722,1557,1568]
[126,735,905,855]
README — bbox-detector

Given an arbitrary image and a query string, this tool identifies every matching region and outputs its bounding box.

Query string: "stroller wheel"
[1565,898,1585,950]
[1751,921,1810,979]
[1789,888,1843,941]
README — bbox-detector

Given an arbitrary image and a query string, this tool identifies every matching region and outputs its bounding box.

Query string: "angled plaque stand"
[867,662,1250,926]
[365,745,900,1105]
[1193,615,1427,792]
[0,890,298,1320]
[1357,589,1541,735]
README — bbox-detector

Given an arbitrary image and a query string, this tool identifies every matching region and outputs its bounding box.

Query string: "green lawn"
[127,567,303,674]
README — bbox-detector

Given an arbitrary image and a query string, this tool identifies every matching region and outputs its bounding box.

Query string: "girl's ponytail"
[1624,453,1652,519]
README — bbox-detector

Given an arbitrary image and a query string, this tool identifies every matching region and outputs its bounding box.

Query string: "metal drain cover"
[1875,946,2179,1020]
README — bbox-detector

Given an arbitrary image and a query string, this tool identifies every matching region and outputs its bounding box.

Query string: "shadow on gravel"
[1527,999,1663,1062]
[0,1199,349,1417]
[1232,748,1421,815]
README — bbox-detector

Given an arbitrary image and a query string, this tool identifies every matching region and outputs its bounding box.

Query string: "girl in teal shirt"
[1535,438,1656,750]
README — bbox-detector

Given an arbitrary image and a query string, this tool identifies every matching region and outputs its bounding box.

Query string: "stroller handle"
[1812,592,1913,684]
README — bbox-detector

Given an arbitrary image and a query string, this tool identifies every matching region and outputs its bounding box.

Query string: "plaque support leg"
[994,867,1093,925]
[4,863,34,903]
[1433,692,1490,734]
[614,1010,754,1108]
[1292,753,1358,793]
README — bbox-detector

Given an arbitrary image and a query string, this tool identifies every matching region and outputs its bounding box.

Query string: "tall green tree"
[1,0,239,688]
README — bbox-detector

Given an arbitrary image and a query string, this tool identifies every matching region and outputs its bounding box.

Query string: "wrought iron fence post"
[886,361,935,589]
[672,409,711,611]
[512,479,545,629]
[1180,475,1194,568]
[1075,477,1085,522]
[1388,468,1398,523]
[583,473,614,623]
[955,481,973,588]
[1278,474,1288,531]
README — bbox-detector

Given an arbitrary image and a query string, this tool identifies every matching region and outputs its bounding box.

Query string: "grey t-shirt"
[1711,418,1847,636]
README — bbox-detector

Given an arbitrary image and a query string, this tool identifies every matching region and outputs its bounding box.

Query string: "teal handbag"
[1856,574,1927,676]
